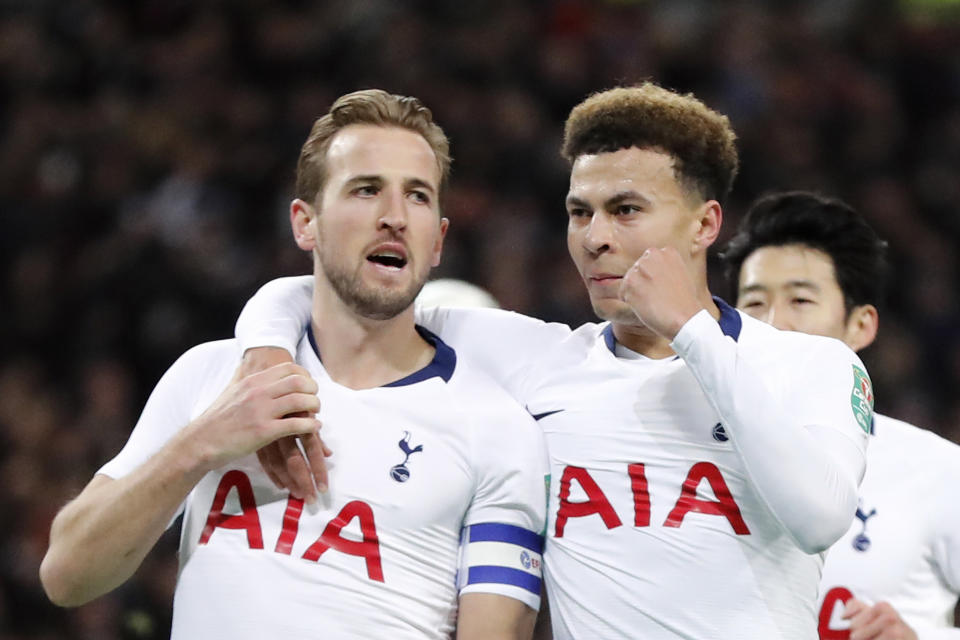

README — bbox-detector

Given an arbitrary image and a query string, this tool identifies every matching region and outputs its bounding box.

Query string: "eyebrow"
[404,177,437,193]
[344,175,437,193]
[565,190,652,209]
[739,280,822,294]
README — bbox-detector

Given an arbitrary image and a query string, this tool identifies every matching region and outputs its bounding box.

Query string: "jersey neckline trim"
[601,295,742,354]
[306,325,457,387]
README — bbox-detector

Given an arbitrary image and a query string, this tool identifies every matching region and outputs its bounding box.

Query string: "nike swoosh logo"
[529,408,565,421]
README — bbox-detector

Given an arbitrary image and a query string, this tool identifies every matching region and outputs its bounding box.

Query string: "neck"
[612,286,719,358]
[310,279,434,390]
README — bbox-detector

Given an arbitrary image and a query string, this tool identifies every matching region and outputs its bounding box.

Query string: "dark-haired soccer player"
[724,191,960,640]
[237,84,870,639]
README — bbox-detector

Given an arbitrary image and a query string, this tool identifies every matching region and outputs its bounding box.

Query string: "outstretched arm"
[40,361,320,606]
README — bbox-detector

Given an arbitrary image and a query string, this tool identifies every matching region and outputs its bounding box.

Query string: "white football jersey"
[416,301,869,640]
[235,278,872,640]
[817,414,960,639]
[99,329,548,640]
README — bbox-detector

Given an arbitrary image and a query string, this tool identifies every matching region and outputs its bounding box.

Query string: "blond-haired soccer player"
[237,84,871,639]
[724,190,960,640]
[40,90,548,640]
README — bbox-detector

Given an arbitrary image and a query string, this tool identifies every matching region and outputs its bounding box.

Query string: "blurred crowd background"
[2,0,960,637]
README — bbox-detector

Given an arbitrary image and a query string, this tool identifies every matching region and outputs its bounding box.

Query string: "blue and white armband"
[457,522,544,610]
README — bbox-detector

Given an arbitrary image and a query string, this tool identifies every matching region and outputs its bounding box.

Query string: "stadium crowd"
[1,1,959,637]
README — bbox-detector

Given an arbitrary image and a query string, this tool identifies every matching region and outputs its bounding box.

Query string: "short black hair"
[721,191,889,311]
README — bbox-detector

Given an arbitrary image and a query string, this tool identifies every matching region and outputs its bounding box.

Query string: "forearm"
[236,275,314,355]
[41,428,208,606]
[672,312,862,553]
[457,593,537,640]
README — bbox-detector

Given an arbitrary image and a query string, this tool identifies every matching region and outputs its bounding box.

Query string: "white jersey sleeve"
[235,276,573,403]
[415,306,572,402]
[457,397,549,610]
[235,275,314,356]
[671,310,869,553]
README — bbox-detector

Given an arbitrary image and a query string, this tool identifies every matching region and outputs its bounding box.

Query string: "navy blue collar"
[307,325,456,387]
[601,296,742,354]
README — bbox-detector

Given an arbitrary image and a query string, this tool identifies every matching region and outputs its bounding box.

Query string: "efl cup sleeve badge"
[850,365,874,434]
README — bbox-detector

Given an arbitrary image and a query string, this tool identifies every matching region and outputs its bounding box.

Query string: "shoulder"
[160,339,242,401]
[421,306,573,342]
[874,413,960,462]
[738,312,861,365]
[445,359,541,440]
[171,339,242,377]
[447,358,534,419]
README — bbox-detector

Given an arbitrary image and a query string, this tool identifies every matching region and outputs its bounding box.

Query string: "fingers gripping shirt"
[98,333,548,639]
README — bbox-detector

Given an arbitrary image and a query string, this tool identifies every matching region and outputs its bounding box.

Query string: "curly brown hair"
[295,89,451,204]
[562,83,738,205]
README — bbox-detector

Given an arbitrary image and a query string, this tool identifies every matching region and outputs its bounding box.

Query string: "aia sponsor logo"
[199,470,385,581]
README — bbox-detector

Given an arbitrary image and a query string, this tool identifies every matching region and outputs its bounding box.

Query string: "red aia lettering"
[274,495,304,555]
[628,463,650,527]
[664,462,750,534]
[302,501,385,582]
[555,466,622,537]
[818,586,854,640]
[199,470,264,549]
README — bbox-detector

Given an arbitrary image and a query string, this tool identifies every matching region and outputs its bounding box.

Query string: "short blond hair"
[562,83,739,204]
[295,89,451,203]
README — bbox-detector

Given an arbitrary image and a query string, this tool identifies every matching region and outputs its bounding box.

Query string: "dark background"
[2,1,959,637]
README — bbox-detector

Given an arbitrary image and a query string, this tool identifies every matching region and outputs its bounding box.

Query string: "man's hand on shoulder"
[843,598,918,640]
[238,347,331,505]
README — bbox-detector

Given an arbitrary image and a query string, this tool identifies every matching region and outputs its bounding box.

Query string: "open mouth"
[367,252,408,269]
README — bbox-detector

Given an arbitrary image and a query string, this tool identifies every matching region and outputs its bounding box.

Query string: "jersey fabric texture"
[235,276,871,640]
[99,329,548,640]
[817,414,960,640]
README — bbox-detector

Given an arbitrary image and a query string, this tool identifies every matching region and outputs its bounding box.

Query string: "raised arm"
[40,354,320,606]
[621,247,866,553]
[671,312,866,552]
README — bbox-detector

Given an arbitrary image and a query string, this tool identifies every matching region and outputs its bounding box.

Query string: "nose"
[765,303,794,331]
[378,188,407,232]
[583,212,613,255]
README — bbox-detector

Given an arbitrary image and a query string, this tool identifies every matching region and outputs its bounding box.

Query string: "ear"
[430,217,449,267]
[290,198,317,251]
[692,200,723,253]
[843,304,879,351]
